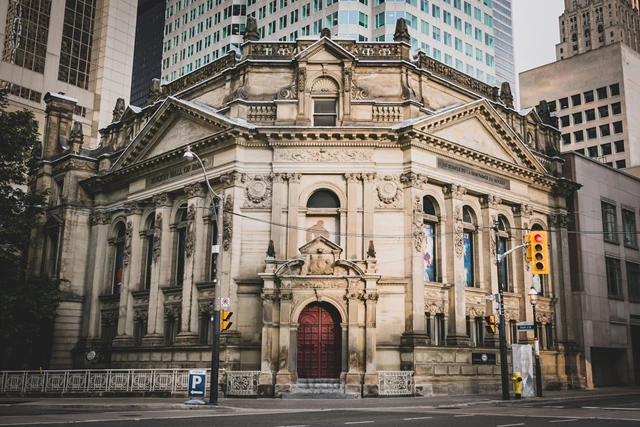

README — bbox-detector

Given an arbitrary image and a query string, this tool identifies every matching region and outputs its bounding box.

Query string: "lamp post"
[528,286,543,397]
[184,146,223,405]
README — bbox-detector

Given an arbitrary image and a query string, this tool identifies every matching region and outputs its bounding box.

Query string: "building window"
[559,97,569,109]
[573,130,584,143]
[586,127,597,139]
[610,83,620,96]
[175,206,188,287]
[313,99,337,126]
[571,94,581,106]
[613,121,623,134]
[588,146,598,158]
[583,90,594,103]
[605,257,622,297]
[560,115,570,127]
[58,0,96,89]
[614,140,625,153]
[164,311,180,345]
[598,105,609,118]
[462,206,476,288]
[43,216,62,278]
[585,109,596,121]
[628,262,640,301]
[572,112,582,125]
[306,189,341,246]
[143,215,155,290]
[601,143,612,156]
[133,317,147,346]
[561,134,571,145]
[423,196,440,283]
[596,86,608,100]
[616,159,626,169]
[602,201,617,243]
[611,102,621,115]
[600,124,610,137]
[2,0,51,73]
[623,209,637,247]
[548,100,556,112]
[112,222,126,294]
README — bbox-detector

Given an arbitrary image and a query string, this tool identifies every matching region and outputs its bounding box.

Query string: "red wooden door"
[297,303,340,378]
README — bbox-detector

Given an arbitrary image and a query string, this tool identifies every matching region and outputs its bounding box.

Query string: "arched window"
[462,206,476,287]
[174,206,188,287]
[305,189,341,245]
[312,78,339,126]
[498,215,512,292]
[42,215,63,278]
[422,196,440,282]
[143,215,155,290]
[112,222,126,294]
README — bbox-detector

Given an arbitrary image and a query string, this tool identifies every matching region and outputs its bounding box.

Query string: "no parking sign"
[188,369,207,399]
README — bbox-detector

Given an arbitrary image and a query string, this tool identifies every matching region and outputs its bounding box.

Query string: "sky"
[513,0,566,74]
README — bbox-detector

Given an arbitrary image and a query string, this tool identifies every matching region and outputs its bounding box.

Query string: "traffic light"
[485,315,496,334]
[220,311,233,332]
[529,231,549,275]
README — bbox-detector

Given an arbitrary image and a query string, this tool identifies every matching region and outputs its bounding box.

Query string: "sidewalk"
[1,387,638,411]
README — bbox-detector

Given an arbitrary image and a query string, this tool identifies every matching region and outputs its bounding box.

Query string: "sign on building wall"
[437,158,511,189]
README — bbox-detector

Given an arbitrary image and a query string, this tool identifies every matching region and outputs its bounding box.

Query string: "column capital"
[124,200,143,215]
[91,210,111,225]
[479,194,502,209]
[548,213,570,229]
[220,171,247,188]
[184,182,206,199]
[153,193,173,207]
[344,172,361,183]
[400,171,428,189]
[362,172,377,183]
[442,183,467,199]
[287,172,302,183]
[512,203,533,217]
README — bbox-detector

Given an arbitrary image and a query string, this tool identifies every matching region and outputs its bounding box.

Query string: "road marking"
[345,422,375,425]
[275,425,310,427]
[549,420,578,423]
[454,414,474,417]
[543,406,565,409]
[496,424,524,427]
[581,406,599,409]
[602,407,640,411]
[403,417,432,420]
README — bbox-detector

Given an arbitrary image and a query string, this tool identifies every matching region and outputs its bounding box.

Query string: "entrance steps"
[283,378,358,399]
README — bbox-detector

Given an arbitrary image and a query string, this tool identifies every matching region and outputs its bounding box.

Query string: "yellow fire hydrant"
[513,371,523,399]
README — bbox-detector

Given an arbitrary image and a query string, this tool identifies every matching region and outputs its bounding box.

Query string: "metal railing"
[0,369,258,396]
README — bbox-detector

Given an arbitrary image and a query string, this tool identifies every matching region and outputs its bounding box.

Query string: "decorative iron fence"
[0,369,257,397]
[377,371,414,396]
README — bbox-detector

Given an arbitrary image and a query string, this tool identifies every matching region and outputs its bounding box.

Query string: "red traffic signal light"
[527,231,549,274]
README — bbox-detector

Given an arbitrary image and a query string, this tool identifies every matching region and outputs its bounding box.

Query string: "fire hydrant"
[513,371,523,399]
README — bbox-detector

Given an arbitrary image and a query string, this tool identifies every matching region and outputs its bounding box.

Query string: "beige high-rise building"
[556,0,640,61]
[0,0,137,146]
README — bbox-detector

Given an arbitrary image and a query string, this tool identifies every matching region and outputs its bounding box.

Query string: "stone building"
[29,20,584,396]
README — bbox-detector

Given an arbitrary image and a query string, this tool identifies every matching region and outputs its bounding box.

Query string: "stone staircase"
[283,378,358,399]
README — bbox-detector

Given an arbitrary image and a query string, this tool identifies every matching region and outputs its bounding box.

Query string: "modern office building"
[556,0,640,61]
[0,0,137,146]
[563,152,640,387]
[520,42,640,171]
[130,0,165,107]
[161,0,499,87]
[491,0,515,91]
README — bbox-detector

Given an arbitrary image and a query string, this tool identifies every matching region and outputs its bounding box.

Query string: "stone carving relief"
[344,172,361,183]
[375,175,403,208]
[152,212,162,263]
[308,255,334,275]
[274,148,373,162]
[101,310,118,323]
[413,196,424,253]
[312,77,339,94]
[164,305,181,318]
[548,213,570,229]
[480,194,502,209]
[442,184,467,199]
[124,200,142,215]
[220,171,246,188]
[223,194,233,251]
[400,172,429,189]
[513,203,533,217]
[91,211,111,226]
[243,174,272,208]
[134,308,148,320]
[153,193,173,207]
[123,221,133,267]
[185,204,196,258]
[453,205,464,258]
[185,183,205,199]
[198,300,215,314]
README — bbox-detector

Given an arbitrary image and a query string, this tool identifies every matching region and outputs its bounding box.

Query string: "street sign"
[485,294,495,301]
[221,297,230,307]
[188,369,207,398]
[472,353,496,365]
[517,322,535,331]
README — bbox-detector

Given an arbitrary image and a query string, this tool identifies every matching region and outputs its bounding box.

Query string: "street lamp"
[184,146,223,405]
[528,286,543,397]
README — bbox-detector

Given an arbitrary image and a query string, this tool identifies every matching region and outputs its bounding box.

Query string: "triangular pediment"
[412,100,546,173]
[296,38,355,63]
[299,235,342,255]
[111,97,238,170]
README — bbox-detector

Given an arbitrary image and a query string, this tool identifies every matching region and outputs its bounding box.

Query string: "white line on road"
[454,414,475,417]
[275,425,310,427]
[602,407,640,411]
[403,417,432,421]
[344,422,375,425]
[549,420,578,423]
[581,406,599,409]
[543,406,565,409]
[496,424,525,427]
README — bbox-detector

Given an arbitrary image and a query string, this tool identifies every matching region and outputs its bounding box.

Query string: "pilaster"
[86,211,111,340]
[549,213,576,348]
[345,289,363,395]
[258,292,277,398]
[270,173,286,258]
[344,173,360,259]
[286,173,301,259]
[362,173,376,258]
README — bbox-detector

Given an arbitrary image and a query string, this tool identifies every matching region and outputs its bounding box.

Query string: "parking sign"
[188,369,207,398]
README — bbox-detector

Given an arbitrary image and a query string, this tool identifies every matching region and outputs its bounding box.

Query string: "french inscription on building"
[146,154,214,188]
[437,158,510,190]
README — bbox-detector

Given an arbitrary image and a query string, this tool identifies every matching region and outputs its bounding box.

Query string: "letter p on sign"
[188,369,207,398]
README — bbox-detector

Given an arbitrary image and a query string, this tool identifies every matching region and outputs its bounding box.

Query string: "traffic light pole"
[210,194,223,405]
[494,222,510,401]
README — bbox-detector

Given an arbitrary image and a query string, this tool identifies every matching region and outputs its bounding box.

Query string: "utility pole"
[210,193,223,405]
[494,221,510,401]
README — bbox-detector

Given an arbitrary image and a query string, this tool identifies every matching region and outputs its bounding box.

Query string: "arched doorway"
[297,302,341,379]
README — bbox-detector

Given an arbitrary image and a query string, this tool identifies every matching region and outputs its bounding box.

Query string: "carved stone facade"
[27,34,583,395]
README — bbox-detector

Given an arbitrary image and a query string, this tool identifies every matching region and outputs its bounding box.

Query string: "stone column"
[345,289,363,395]
[479,194,501,347]
[143,193,173,346]
[271,173,286,258]
[363,291,379,397]
[403,173,429,342]
[286,173,301,259]
[258,292,277,398]
[86,211,111,343]
[344,173,360,259]
[514,203,534,341]
[443,184,470,346]
[176,183,205,344]
[275,292,295,392]
[549,213,576,346]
